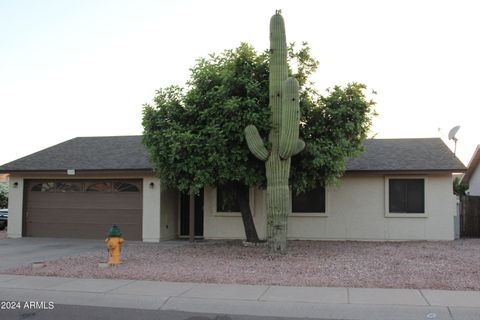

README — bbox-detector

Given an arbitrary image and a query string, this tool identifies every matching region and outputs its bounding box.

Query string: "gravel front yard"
[5,239,480,291]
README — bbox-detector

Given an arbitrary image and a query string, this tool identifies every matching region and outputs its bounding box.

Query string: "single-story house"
[0,136,466,241]
[461,145,480,196]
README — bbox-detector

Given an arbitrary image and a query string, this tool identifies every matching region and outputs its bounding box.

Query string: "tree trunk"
[236,183,261,243]
[223,182,261,243]
[189,192,195,243]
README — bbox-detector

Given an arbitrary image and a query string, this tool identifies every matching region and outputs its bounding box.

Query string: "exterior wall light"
[149,182,155,189]
[13,182,18,188]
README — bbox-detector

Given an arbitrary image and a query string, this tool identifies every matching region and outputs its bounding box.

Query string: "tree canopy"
[143,43,269,194]
[0,184,8,209]
[142,42,376,195]
[453,176,468,196]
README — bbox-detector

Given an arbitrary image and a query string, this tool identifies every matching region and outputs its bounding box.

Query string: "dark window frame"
[292,186,326,214]
[30,182,56,192]
[388,178,425,214]
[85,182,112,193]
[29,180,142,194]
[216,187,242,213]
[113,181,140,192]
[56,181,83,193]
[214,187,254,215]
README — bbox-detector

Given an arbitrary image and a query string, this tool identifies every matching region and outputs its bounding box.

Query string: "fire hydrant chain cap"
[108,224,122,237]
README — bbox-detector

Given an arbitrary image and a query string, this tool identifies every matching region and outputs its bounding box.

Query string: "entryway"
[179,190,204,238]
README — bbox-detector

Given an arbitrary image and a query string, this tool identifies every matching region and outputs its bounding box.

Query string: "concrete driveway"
[0,235,106,272]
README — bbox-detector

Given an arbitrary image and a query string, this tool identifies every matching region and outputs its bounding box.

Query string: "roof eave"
[461,146,480,185]
[345,168,467,175]
[0,168,155,175]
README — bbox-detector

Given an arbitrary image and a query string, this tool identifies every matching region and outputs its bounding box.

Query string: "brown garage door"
[25,180,142,240]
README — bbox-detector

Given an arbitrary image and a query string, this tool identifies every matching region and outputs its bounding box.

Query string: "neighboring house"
[461,145,480,196]
[0,136,465,241]
[0,174,8,183]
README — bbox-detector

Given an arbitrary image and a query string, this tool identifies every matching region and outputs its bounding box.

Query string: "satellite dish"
[448,125,460,141]
[448,125,461,156]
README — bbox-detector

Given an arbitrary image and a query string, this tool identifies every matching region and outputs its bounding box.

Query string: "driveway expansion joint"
[177,282,202,297]
[104,279,137,294]
[158,296,171,310]
[419,289,431,306]
[256,285,271,301]
[447,306,454,320]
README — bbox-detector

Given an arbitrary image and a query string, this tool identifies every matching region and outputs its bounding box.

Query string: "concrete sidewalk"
[0,275,479,320]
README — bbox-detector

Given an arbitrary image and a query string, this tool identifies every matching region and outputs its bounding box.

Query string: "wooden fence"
[460,195,480,238]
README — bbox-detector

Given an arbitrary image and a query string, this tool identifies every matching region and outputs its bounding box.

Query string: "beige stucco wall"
[142,177,161,242]
[203,174,456,241]
[7,176,24,238]
[160,188,178,240]
[142,180,179,241]
[467,165,480,196]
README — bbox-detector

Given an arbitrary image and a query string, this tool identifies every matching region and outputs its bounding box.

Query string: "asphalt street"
[0,304,338,320]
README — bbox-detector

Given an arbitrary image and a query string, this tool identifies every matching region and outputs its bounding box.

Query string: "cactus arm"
[279,77,300,159]
[245,125,269,161]
[292,139,305,156]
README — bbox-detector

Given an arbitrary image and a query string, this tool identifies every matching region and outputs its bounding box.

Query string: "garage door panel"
[25,179,143,240]
[27,193,142,210]
[26,222,141,240]
[27,208,141,225]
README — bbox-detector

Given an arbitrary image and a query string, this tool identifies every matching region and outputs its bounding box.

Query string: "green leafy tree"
[0,184,8,209]
[143,44,269,242]
[453,176,468,196]
[143,24,376,247]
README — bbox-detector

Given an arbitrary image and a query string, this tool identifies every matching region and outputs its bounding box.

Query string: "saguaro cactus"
[245,10,305,253]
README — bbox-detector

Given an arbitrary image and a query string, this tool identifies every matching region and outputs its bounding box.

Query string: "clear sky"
[0,0,478,166]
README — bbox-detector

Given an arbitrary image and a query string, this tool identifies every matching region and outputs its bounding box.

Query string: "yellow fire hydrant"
[106,225,124,265]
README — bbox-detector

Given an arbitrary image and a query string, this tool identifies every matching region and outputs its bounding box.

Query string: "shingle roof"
[0,136,152,172]
[0,136,466,173]
[346,138,466,172]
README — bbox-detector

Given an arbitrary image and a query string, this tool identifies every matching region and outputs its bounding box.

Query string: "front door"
[179,189,204,238]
